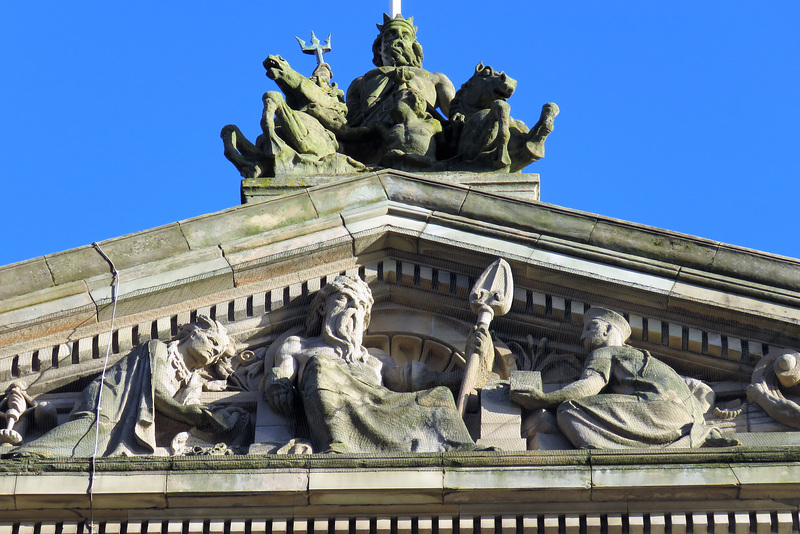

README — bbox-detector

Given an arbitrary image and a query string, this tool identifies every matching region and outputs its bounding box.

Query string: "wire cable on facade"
[86,242,120,534]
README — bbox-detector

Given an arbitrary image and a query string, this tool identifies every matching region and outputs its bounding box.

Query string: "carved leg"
[492,100,512,169]
[220,125,271,178]
[526,102,560,160]
[260,92,291,157]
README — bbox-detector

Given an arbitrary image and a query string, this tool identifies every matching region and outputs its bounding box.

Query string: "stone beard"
[266,275,479,454]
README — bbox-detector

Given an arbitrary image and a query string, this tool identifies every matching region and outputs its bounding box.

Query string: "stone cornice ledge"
[1,449,800,512]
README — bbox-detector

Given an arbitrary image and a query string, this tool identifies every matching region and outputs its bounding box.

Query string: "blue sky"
[1,2,798,268]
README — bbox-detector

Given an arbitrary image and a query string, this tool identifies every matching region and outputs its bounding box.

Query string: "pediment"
[2,170,800,452]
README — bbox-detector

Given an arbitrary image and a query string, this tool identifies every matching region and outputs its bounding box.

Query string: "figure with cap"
[501,307,737,448]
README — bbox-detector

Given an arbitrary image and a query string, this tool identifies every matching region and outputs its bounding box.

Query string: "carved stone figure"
[446,63,559,172]
[0,382,57,446]
[747,349,800,429]
[486,307,737,448]
[9,316,249,458]
[222,57,364,177]
[262,275,478,453]
[342,14,455,169]
[222,14,559,176]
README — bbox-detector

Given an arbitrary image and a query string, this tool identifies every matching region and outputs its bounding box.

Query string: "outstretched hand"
[189,405,247,435]
[509,387,549,411]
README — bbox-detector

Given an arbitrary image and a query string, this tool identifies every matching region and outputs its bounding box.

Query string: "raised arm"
[434,72,455,118]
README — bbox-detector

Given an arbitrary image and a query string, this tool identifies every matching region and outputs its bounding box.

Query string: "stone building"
[2,12,800,534]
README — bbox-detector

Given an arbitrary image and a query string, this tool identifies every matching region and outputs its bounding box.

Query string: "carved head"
[450,63,517,117]
[177,315,236,370]
[263,54,290,81]
[372,14,423,68]
[580,307,631,352]
[305,276,373,348]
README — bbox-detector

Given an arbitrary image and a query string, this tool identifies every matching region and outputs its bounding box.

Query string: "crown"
[376,13,418,35]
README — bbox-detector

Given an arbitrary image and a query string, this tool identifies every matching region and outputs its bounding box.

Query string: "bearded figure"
[342,14,455,169]
[262,275,478,454]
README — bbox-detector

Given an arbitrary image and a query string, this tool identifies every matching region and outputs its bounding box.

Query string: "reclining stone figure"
[261,275,478,453]
[10,316,249,458]
[472,306,738,449]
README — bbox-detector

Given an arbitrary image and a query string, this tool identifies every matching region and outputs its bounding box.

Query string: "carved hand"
[193,405,247,435]
[265,375,296,416]
[509,386,550,411]
[465,324,494,363]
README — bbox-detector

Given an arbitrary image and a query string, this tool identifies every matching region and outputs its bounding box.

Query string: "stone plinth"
[241,170,540,204]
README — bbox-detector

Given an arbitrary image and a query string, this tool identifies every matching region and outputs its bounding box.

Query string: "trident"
[456,259,514,416]
[295,32,332,66]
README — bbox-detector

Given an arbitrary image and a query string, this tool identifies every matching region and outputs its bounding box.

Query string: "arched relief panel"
[365,304,516,378]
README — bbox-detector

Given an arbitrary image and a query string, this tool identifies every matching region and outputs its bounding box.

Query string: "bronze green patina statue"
[222,56,364,178]
[448,63,559,172]
[222,13,559,176]
[341,14,454,169]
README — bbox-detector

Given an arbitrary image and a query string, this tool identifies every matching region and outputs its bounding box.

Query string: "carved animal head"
[263,54,293,81]
[450,63,517,117]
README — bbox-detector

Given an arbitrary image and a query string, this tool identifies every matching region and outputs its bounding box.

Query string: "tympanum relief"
[2,260,797,458]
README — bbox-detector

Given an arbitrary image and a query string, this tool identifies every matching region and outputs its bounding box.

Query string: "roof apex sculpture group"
[222,13,559,177]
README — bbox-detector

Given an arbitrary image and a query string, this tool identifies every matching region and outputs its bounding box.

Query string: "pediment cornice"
[1,171,799,393]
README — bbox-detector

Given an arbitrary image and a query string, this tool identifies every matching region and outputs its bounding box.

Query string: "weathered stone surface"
[45,245,111,287]
[166,469,307,495]
[0,258,52,302]
[712,245,800,292]
[0,281,96,346]
[263,276,476,454]
[444,466,591,503]
[591,465,740,501]
[344,203,429,256]
[14,474,92,508]
[730,463,800,499]
[459,193,597,243]
[9,317,248,458]
[380,172,469,213]
[224,16,556,178]
[94,224,190,271]
[180,193,319,250]
[307,174,388,218]
[509,308,732,449]
[308,469,443,505]
[90,473,167,508]
[589,221,719,271]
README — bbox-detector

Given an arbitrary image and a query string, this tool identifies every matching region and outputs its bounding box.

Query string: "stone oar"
[456,259,514,416]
